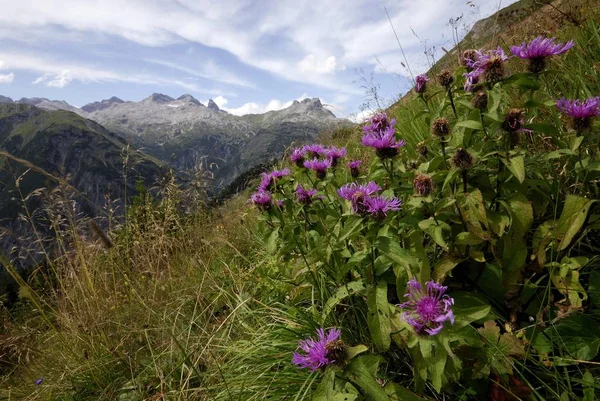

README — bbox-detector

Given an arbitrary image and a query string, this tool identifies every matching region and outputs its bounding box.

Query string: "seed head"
[473,91,488,111]
[432,117,450,138]
[413,174,434,197]
[417,142,429,158]
[502,108,525,133]
[451,148,474,170]
[437,69,454,88]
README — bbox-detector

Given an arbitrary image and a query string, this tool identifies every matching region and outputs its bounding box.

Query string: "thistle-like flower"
[303,144,327,158]
[292,328,345,371]
[473,91,489,111]
[437,69,454,88]
[363,112,396,134]
[338,182,381,214]
[348,160,362,178]
[461,49,478,71]
[432,117,450,138]
[324,146,347,166]
[304,158,332,179]
[295,184,320,204]
[557,97,600,133]
[290,147,307,167]
[250,191,273,210]
[362,126,406,159]
[398,279,454,336]
[413,174,434,196]
[415,74,429,94]
[502,108,525,133]
[464,47,509,89]
[258,169,290,191]
[365,195,402,219]
[451,148,474,170]
[511,37,574,73]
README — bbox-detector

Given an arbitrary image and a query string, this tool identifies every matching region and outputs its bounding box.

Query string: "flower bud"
[413,174,434,196]
[437,69,454,88]
[451,148,474,170]
[432,117,450,138]
[417,142,429,158]
[473,91,488,111]
[502,108,524,133]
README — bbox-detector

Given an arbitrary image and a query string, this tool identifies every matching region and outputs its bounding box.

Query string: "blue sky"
[0,0,517,119]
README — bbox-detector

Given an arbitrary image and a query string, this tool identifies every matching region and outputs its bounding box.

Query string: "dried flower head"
[292,328,345,371]
[437,69,454,88]
[502,108,525,133]
[511,37,574,73]
[432,117,450,138]
[417,142,429,158]
[399,279,455,336]
[415,74,429,94]
[473,91,489,111]
[413,174,434,196]
[451,148,474,170]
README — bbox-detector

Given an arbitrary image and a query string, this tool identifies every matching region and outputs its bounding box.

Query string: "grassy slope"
[1,1,599,400]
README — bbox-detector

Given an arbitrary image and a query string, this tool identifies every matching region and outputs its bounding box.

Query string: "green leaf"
[501,155,525,183]
[375,236,419,271]
[524,123,559,136]
[418,218,449,250]
[384,383,425,401]
[452,292,491,328]
[455,120,483,130]
[472,320,525,378]
[367,281,392,352]
[346,355,390,401]
[322,281,366,323]
[455,232,485,245]
[556,195,596,251]
[589,270,600,307]
[456,189,490,240]
[547,149,577,159]
[433,254,464,282]
[265,229,279,254]
[340,216,365,241]
[313,369,337,401]
[347,345,369,360]
[545,314,600,361]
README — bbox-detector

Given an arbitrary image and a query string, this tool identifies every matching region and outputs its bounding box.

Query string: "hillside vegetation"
[1,0,600,399]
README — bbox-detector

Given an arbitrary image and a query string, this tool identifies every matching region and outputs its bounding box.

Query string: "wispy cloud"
[0,72,14,84]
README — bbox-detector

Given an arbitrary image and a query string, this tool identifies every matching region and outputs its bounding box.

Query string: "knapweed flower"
[431,117,450,138]
[473,91,489,111]
[348,160,362,178]
[511,37,574,73]
[250,191,273,210]
[362,126,406,159]
[502,108,525,133]
[304,158,332,179]
[413,174,434,196]
[451,148,474,170]
[303,144,327,158]
[295,184,320,204]
[363,112,396,134]
[365,195,402,219]
[292,328,345,371]
[398,279,454,336]
[324,146,346,166]
[437,69,454,88]
[290,147,307,167]
[461,49,478,70]
[415,74,429,94]
[557,97,600,132]
[338,182,381,214]
[464,47,509,90]
[258,169,290,191]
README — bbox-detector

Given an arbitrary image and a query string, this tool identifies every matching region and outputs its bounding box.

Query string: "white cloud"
[224,98,295,116]
[213,95,229,108]
[298,54,341,75]
[0,72,14,84]
[33,70,73,88]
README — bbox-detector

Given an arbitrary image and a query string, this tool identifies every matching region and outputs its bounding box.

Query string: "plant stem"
[480,112,488,140]
[462,170,468,193]
[447,87,457,118]
[441,139,448,169]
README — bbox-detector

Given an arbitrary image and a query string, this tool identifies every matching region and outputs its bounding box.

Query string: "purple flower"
[348,160,362,178]
[290,147,307,167]
[362,126,406,159]
[398,279,454,336]
[258,169,290,191]
[365,196,402,219]
[303,144,327,158]
[35,378,44,386]
[415,74,429,94]
[557,97,600,132]
[324,146,346,166]
[304,158,332,179]
[338,182,381,214]
[250,191,273,210]
[463,47,509,89]
[292,328,342,371]
[363,112,396,134]
[348,160,362,169]
[295,184,320,204]
[511,37,574,72]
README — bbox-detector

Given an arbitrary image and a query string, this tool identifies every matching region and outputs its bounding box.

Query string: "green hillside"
[1,1,600,400]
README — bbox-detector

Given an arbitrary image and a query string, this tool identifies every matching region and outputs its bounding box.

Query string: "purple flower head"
[290,147,307,167]
[348,160,362,178]
[250,191,273,210]
[303,144,327,158]
[511,37,574,58]
[258,169,290,191]
[464,47,509,88]
[295,184,320,204]
[338,182,381,214]
[304,157,332,179]
[398,279,454,336]
[363,112,396,134]
[365,196,402,219]
[292,328,343,371]
[324,146,347,166]
[362,126,406,159]
[463,68,484,92]
[415,74,429,94]
[348,160,362,169]
[557,97,600,132]
[35,378,44,386]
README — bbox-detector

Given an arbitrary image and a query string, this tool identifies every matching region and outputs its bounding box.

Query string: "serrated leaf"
[367,281,391,352]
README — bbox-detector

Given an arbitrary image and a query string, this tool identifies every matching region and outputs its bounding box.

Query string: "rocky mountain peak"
[177,94,201,106]
[145,93,175,103]
[207,99,221,111]
[17,97,50,106]
[81,96,125,113]
[0,95,13,103]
